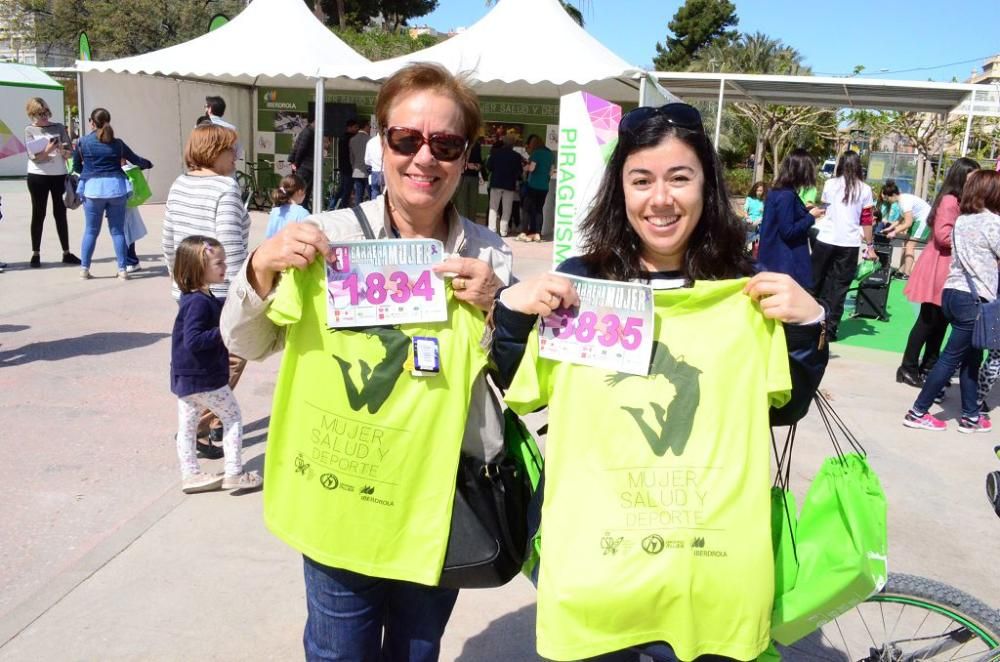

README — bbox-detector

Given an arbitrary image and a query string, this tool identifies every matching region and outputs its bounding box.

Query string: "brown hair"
[272,173,306,206]
[375,63,481,147]
[183,123,238,171]
[173,235,223,293]
[90,108,114,143]
[25,97,50,119]
[960,170,1000,215]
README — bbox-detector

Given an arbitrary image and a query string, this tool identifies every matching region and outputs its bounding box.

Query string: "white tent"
[341,0,642,102]
[75,0,374,203]
[0,63,64,178]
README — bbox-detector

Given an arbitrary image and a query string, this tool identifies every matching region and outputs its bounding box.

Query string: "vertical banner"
[552,92,621,269]
[78,32,91,60]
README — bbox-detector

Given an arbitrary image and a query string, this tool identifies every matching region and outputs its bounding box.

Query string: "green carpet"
[836,278,918,354]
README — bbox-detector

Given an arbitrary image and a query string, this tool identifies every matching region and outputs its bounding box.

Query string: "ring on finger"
[453,277,466,290]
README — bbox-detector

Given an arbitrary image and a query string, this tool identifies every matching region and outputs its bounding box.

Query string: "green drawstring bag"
[855,258,878,282]
[123,166,152,208]
[770,426,799,604]
[770,394,888,646]
[503,409,543,580]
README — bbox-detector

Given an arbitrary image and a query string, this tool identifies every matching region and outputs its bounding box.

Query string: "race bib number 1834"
[326,239,447,328]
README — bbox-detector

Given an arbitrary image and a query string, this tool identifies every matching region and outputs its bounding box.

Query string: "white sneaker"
[125,264,142,273]
[222,471,263,493]
[182,472,224,494]
[79,268,92,280]
[117,270,129,280]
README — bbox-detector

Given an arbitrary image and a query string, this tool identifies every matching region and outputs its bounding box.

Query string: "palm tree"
[485,0,587,27]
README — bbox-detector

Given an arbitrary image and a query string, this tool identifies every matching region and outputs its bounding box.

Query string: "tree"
[653,0,737,71]
[304,0,438,31]
[333,27,439,61]
[689,33,836,181]
[486,0,586,27]
[17,0,245,59]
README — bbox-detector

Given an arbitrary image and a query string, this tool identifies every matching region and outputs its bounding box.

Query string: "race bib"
[327,239,447,328]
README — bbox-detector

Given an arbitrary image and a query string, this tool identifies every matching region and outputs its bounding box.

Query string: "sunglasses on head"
[385,126,468,162]
[618,103,704,138]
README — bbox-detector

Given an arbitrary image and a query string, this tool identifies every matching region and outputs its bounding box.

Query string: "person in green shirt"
[490,103,829,661]
[220,63,513,662]
[516,134,554,243]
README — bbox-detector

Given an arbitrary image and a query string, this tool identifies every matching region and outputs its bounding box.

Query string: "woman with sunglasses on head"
[220,63,512,661]
[490,104,828,662]
[23,97,80,268]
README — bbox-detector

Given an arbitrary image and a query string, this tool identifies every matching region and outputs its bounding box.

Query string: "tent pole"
[714,77,725,147]
[961,89,975,157]
[76,70,84,141]
[313,77,326,213]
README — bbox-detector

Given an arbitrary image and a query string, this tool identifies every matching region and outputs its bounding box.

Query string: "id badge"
[411,336,440,376]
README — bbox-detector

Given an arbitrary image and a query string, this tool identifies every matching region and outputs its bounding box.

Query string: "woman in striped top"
[162,123,251,453]
[162,124,249,302]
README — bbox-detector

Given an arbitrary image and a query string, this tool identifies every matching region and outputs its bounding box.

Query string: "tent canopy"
[649,72,985,114]
[75,0,372,87]
[0,62,63,90]
[340,0,641,102]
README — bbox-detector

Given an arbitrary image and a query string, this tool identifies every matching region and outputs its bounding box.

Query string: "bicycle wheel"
[778,573,1000,661]
[235,170,254,208]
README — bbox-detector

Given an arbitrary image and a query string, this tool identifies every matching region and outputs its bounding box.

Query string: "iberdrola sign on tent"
[0,63,65,178]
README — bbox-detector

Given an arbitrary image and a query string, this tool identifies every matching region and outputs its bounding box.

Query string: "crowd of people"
[751,147,1000,432]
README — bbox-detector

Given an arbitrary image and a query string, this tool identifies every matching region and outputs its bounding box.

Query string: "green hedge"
[724,167,754,196]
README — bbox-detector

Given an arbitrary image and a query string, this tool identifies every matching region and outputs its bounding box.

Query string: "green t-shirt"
[263,259,488,585]
[506,278,791,661]
[527,147,554,191]
[798,186,818,206]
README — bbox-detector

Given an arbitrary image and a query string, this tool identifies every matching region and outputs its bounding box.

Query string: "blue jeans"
[302,556,458,662]
[81,195,128,270]
[330,173,353,209]
[353,178,368,207]
[369,172,384,200]
[126,243,139,267]
[913,288,983,418]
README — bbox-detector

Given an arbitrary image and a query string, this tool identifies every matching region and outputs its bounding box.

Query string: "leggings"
[177,385,243,478]
[978,350,1000,408]
[26,173,69,252]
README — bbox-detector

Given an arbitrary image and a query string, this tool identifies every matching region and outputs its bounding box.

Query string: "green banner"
[208,14,229,32]
[78,32,91,61]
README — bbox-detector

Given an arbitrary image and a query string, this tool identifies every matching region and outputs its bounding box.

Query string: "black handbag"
[347,204,537,589]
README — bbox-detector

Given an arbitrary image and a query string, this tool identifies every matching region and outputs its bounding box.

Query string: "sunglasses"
[619,103,704,137]
[386,126,468,162]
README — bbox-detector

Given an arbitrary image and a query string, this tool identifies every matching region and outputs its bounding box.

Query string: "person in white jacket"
[364,130,384,199]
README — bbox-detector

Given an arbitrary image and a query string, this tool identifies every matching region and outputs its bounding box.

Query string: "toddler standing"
[171,235,261,494]
[265,174,310,238]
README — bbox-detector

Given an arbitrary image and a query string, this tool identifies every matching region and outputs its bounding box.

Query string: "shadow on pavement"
[0,331,169,366]
[0,324,29,333]
[456,604,540,661]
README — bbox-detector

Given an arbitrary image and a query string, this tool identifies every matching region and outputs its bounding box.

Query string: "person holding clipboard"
[24,97,79,269]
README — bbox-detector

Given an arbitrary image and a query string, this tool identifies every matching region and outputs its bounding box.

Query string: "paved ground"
[0,179,998,661]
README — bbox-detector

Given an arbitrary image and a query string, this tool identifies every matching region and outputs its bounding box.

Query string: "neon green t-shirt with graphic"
[506,278,791,661]
[263,258,488,586]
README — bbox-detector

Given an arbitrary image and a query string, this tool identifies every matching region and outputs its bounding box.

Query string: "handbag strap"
[350,204,375,240]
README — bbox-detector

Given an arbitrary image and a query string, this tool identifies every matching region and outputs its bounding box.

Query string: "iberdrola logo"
[264,90,278,102]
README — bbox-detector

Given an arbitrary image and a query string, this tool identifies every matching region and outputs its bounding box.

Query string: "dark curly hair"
[579,114,752,282]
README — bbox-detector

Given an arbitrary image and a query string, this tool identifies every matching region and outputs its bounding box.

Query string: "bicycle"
[235,158,276,211]
[778,572,1000,661]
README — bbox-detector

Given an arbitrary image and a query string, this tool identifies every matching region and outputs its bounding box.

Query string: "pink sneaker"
[903,411,947,431]
[958,416,992,434]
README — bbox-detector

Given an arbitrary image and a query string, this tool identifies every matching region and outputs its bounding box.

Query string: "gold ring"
[453,277,466,290]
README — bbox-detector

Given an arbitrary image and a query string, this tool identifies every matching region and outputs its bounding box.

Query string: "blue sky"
[419,1,1000,82]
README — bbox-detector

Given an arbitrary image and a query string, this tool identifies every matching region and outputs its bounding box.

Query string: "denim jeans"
[913,288,983,417]
[125,243,139,267]
[302,556,458,662]
[369,171,384,200]
[353,177,368,207]
[80,195,128,270]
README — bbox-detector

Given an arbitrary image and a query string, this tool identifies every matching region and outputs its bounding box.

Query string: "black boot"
[896,366,923,387]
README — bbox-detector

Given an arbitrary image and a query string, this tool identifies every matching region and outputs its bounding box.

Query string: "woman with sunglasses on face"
[490,104,828,662]
[24,97,79,268]
[220,63,512,661]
